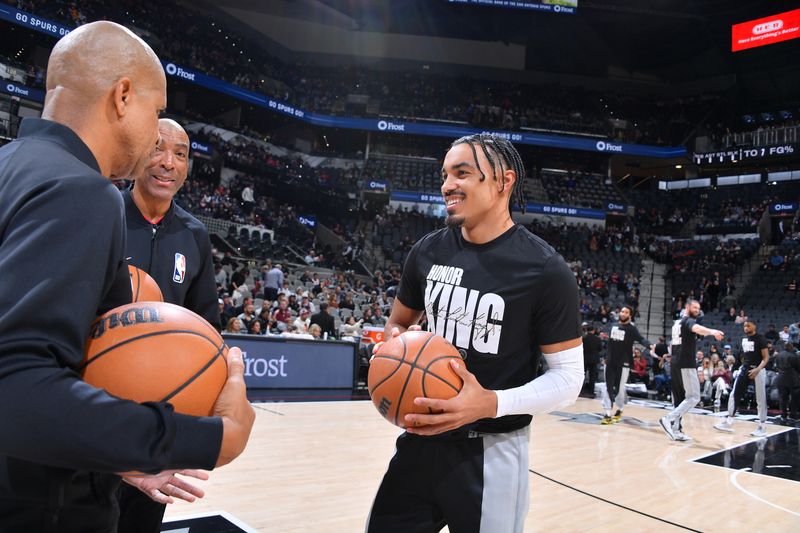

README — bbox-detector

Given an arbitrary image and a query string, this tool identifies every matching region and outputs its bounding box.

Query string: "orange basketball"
[368,331,464,428]
[128,265,163,302]
[82,302,227,417]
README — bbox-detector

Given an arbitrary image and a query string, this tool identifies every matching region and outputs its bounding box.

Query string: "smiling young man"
[367,134,583,533]
[118,119,221,533]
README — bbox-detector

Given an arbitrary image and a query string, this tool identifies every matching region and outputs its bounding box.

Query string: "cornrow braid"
[450,133,528,214]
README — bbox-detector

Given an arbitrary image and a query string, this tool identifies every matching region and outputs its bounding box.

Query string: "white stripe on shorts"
[479,426,530,533]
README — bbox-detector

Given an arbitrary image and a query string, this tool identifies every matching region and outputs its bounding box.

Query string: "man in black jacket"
[310,302,336,339]
[0,21,253,532]
[775,343,800,424]
[118,119,221,532]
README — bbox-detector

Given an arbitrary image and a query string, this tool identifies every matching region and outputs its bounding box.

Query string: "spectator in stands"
[765,324,780,343]
[780,325,791,345]
[310,302,336,339]
[225,317,243,334]
[264,263,283,301]
[631,348,649,386]
[789,322,800,345]
[308,324,323,339]
[699,357,714,405]
[220,294,235,323]
[271,299,293,331]
[248,320,263,335]
[653,353,672,400]
[371,307,388,327]
[734,310,748,325]
[722,307,737,324]
[232,294,252,317]
[293,309,311,333]
[237,302,256,331]
[214,263,228,289]
[340,316,364,338]
[695,350,705,369]
[340,294,356,311]
[257,307,271,330]
[711,360,732,407]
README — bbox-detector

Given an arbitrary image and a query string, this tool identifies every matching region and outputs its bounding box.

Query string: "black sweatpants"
[116,482,166,533]
[367,428,530,533]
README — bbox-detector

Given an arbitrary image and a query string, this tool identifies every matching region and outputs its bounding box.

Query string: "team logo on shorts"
[173,253,186,284]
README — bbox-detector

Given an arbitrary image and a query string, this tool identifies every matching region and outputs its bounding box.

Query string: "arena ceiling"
[205,0,799,101]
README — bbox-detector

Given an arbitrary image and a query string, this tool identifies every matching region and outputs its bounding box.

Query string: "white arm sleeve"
[493,344,584,418]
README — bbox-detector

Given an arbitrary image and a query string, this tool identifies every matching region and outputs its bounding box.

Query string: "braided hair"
[449,133,527,214]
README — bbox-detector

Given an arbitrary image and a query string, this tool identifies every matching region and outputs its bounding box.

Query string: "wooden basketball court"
[164,398,800,532]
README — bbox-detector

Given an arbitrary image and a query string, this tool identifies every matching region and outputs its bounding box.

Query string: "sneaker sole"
[713,425,734,433]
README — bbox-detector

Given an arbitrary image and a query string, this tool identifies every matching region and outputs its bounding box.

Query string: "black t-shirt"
[607,323,648,367]
[671,316,698,368]
[397,224,581,433]
[741,333,768,367]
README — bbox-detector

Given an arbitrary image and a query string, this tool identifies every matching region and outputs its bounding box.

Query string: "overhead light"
[675,164,682,169]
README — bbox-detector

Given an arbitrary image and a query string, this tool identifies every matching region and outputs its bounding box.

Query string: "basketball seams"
[392,332,436,426]
[161,343,226,404]
[82,328,223,370]
[367,356,405,396]
[421,354,463,393]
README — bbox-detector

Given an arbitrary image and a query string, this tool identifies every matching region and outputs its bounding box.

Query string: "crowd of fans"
[5,0,727,145]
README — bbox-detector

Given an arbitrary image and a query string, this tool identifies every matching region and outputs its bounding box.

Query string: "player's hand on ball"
[371,325,422,360]
[403,359,497,436]
[122,469,209,505]
[214,346,255,467]
[713,330,724,341]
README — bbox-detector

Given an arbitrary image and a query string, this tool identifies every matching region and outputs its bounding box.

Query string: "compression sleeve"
[494,344,584,417]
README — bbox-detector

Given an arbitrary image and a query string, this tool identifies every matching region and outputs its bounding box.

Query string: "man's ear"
[501,168,517,193]
[112,77,133,118]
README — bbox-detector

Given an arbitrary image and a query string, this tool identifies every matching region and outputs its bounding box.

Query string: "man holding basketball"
[0,22,253,532]
[117,118,221,533]
[367,134,583,533]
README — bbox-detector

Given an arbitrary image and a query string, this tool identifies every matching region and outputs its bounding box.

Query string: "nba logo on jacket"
[173,253,186,283]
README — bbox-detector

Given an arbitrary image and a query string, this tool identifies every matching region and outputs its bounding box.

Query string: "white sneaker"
[674,431,693,442]
[713,419,734,433]
[750,425,767,438]
[659,416,676,440]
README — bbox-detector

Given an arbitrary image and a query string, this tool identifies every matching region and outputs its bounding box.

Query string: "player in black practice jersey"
[601,306,654,424]
[659,300,723,442]
[714,321,770,437]
[367,134,583,533]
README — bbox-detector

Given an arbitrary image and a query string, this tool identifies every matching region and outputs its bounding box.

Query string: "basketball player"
[117,119,221,533]
[0,22,254,532]
[713,321,770,437]
[659,300,723,442]
[367,134,583,532]
[600,306,654,424]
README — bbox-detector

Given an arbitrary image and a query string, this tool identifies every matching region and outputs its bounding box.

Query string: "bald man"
[0,21,253,532]
[118,119,221,533]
